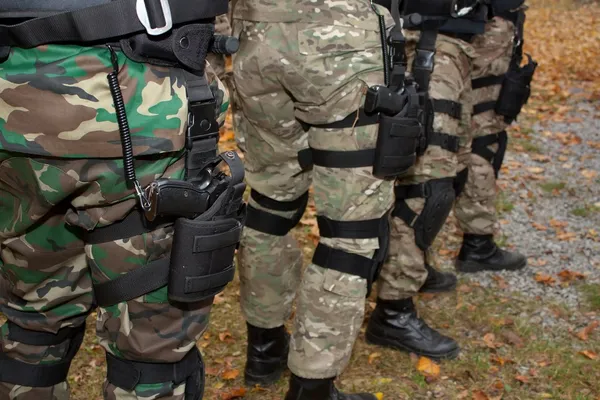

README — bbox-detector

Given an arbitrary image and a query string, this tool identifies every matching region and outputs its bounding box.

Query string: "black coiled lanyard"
[106,45,152,212]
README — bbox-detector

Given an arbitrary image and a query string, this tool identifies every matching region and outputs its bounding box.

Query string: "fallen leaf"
[472,390,490,400]
[219,331,233,342]
[221,369,240,380]
[581,169,598,179]
[556,232,577,241]
[532,222,548,231]
[493,275,508,289]
[549,219,568,228]
[368,352,381,365]
[527,167,545,174]
[457,284,472,293]
[515,375,530,384]
[205,367,220,376]
[483,333,501,349]
[220,387,247,400]
[375,393,384,400]
[503,331,524,348]
[535,273,556,286]
[531,154,551,163]
[416,356,440,379]
[558,270,586,282]
[213,293,227,305]
[576,321,599,341]
[579,350,598,360]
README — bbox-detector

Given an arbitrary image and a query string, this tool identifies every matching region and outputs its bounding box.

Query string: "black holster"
[495,54,537,123]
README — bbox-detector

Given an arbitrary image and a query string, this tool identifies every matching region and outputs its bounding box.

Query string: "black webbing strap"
[413,28,438,91]
[297,148,376,172]
[106,347,203,391]
[245,191,309,236]
[0,0,229,48]
[473,100,497,115]
[0,323,85,387]
[472,74,505,89]
[428,131,460,153]
[317,216,382,239]
[93,257,170,308]
[312,244,372,280]
[83,209,174,244]
[432,99,462,119]
[7,322,85,346]
[299,108,379,131]
[471,131,508,178]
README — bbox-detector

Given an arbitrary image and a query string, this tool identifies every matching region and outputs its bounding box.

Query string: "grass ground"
[1,0,599,399]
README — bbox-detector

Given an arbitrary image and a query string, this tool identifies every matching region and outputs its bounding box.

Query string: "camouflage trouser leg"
[233,9,394,378]
[0,46,229,399]
[377,34,475,300]
[207,13,233,82]
[455,17,515,236]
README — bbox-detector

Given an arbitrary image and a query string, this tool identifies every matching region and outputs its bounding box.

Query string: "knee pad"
[0,321,85,387]
[393,178,455,251]
[245,190,309,236]
[471,131,508,178]
[454,167,469,197]
[106,347,205,400]
[311,214,390,295]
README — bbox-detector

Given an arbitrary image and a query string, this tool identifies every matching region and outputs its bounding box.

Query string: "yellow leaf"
[375,377,393,385]
[375,393,384,400]
[368,352,381,365]
[416,356,440,379]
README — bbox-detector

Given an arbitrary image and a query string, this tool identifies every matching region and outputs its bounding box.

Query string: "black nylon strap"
[312,148,376,169]
[391,201,419,227]
[317,216,382,239]
[432,99,462,119]
[473,100,497,115]
[394,177,455,200]
[0,323,84,387]
[251,190,309,212]
[413,28,438,91]
[0,0,229,48]
[312,244,372,280]
[93,257,170,308]
[301,108,379,130]
[185,265,235,294]
[106,347,202,391]
[193,228,241,253]
[7,322,85,346]
[83,209,173,244]
[472,74,505,89]
[245,191,309,236]
[428,131,460,153]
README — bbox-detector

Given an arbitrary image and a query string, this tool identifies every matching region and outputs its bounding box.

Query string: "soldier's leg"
[454,16,527,273]
[283,17,394,390]
[232,20,311,386]
[369,35,474,359]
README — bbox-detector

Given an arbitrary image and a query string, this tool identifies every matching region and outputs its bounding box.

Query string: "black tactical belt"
[0,0,229,47]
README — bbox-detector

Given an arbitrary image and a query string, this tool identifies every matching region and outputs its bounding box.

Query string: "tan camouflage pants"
[376,33,476,300]
[0,45,228,399]
[455,17,516,235]
[232,5,394,378]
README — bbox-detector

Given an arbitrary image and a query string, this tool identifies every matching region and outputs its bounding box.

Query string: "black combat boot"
[455,234,527,273]
[284,374,377,400]
[419,263,457,293]
[365,298,459,360]
[244,323,289,386]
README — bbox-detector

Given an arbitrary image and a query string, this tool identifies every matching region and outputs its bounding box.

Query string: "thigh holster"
[0,321,85,387]
[312,215,390,295]
[245,190,309,236]
[106,347,205,400]
[392,178,456,251]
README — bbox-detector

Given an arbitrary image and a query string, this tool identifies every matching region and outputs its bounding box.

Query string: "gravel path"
[459,100,600,309]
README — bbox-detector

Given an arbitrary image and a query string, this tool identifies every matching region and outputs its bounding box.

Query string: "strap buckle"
[414,49,435,72]
[136,0,173,36]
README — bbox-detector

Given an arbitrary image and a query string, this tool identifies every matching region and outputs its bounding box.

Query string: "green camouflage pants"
[376,32,476,300]
[0,45,228,399]
[455,17,516,235]
[232,2,394,379]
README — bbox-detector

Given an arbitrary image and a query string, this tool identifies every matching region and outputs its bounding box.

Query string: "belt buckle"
[415,49,434,72]
[136,0,173,36]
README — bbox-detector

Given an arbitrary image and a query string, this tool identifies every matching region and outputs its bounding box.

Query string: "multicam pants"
[454,17,516,235]
[232,2,394,379]
[0,44,228,400]
[376,32,476,300]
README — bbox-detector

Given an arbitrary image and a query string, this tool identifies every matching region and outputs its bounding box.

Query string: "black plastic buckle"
[414,49,435,72]
[187,101,219,149]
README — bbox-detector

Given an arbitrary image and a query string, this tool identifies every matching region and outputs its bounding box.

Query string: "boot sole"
[455,258,527,274]
[244,363,287,387]
[419,280,457,294]
[365,330,460,361]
